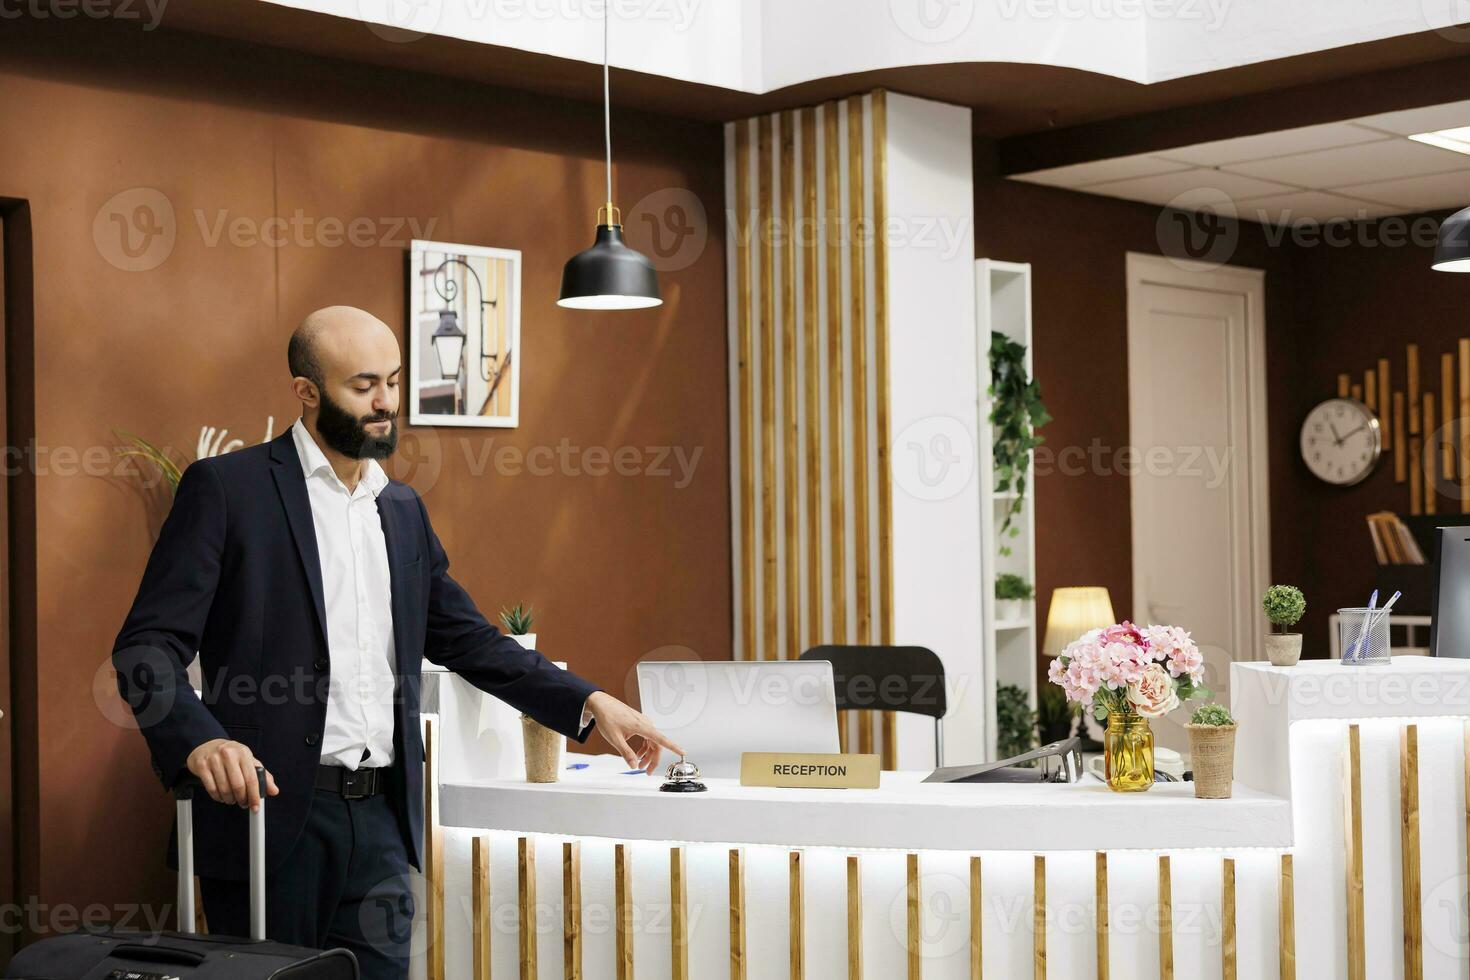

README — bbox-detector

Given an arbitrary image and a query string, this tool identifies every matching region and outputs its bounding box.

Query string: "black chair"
[799,645,948,765]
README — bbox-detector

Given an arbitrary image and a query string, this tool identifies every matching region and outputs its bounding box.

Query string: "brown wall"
[1286,208,1470,643]
[0,18,729,932]
[972,141,1309,670]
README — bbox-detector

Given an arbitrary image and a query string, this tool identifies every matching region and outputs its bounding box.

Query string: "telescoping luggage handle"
[172,765,266,941]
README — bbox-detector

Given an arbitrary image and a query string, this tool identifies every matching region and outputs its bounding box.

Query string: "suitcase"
[4,769,358,979]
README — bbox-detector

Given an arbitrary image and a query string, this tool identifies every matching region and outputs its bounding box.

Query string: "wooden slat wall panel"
[872,90,897,770]
[801,107,821,651]
[906,853,921,980]
[563,842,582,980]
[780,112,800,664]
[1345,725,1365,980]
[1221,858,1236,980]
[1033,855,1046,980]
[730,849,747,980]
[424,716,446,980]
[615,844,633,980]
[847,855,863,980]
[1095,852,1109,980]
[1279,854,1295,980]
[1158,856,1173,980]
[473,836,490,980]
[518,837,537,980]
[734,120,756,660]
[758,114,777,660]
[790,851,805,980]
[671,847,689,980]
[726,93,897,754]
[1379,358,1392,451]
[970,856,982,980]
[1401,725,1423,980]
[1460,339,1470,511]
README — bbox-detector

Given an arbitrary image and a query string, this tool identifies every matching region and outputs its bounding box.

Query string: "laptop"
[636,661,840,778]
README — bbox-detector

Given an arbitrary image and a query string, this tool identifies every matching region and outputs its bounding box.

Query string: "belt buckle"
[342,768,370,800]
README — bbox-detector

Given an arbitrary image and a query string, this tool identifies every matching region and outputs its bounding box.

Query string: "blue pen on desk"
[565,762,590,770]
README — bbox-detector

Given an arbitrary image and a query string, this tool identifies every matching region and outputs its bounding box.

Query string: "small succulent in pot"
[1189,703,1235,727]
[1185,702,1237,799]
[499,603,535,637]
[1261,585,1305,667]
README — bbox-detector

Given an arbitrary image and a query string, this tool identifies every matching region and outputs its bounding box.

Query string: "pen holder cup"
[1338,607,1391,666]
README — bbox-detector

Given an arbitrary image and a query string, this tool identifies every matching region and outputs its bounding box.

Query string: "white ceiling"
[1012,100,1470,225]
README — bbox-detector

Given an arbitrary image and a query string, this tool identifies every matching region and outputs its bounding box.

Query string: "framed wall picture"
[408,239,522,428]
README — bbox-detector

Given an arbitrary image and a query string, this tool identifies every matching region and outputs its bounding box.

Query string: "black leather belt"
[316,764,390,800]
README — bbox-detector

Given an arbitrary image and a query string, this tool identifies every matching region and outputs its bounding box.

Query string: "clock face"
[1300,398,1382,486]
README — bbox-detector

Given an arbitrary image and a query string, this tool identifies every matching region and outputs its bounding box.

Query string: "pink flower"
[1099,621,1145,648]
[1143,624,1205,682]
[1126,663,1181,717]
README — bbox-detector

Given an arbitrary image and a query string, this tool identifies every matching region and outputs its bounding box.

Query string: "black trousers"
[200,786,415,980]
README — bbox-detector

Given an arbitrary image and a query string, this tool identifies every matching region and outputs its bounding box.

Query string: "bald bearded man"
[113,306,680,979]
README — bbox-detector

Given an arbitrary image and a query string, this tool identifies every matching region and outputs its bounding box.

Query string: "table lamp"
[1042,587,1116,657]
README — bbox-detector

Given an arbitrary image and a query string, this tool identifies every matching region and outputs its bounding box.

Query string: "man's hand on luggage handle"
[584,691,684,776]
[187,739,281,811]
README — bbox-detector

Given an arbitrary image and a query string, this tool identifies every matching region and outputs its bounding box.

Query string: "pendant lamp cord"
[603,5,613,210]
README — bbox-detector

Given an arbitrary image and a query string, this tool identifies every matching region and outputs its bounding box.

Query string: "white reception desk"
[413,658,1470,980]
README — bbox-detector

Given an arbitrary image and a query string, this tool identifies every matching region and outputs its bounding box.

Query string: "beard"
[314,388,398,461]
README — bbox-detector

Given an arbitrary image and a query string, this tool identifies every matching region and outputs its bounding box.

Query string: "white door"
[1126,254,1270,753]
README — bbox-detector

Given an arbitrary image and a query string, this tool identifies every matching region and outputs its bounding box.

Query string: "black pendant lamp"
[557,7,661,310]
[1434,205,1470,273]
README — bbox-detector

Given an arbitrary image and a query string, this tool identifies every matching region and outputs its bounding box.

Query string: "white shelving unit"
[976,259,1039,759]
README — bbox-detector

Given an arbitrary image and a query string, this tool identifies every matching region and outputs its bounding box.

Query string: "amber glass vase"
[1103,712,1154,792]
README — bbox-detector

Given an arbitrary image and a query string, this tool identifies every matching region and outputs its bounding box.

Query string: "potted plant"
[1185,703,1237,799]
[500,604,558,781]
[1262,585,1305,667]
[500,602,537,651]
[1048,622,1209,792]
[994,573,1034,622]
[995,683,1038,762]
[988,332,1051,557]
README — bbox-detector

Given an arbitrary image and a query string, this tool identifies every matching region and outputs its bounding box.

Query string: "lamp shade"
[1434,204,1470,272]
[431,310,466,380]
[557,224,662,310]
[1042,587,1116,657]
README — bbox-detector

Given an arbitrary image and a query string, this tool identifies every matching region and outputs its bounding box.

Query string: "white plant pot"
[1264,633,1302,667]
[995,599,1025,622]
[509,632,537,650]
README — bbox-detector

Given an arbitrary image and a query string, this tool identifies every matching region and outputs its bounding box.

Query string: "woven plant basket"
[1186,723,1237,799]
[522,715,562,783]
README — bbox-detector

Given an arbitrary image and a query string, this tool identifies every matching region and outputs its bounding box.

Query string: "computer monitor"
[1431,526,1470,658]
[636,661,840,778]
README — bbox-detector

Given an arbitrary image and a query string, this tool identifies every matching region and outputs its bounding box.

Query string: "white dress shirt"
[293,418,397,770]
[292,419,597,766]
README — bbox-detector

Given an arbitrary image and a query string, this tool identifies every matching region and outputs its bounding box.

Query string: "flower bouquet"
[1047,621,1210,791]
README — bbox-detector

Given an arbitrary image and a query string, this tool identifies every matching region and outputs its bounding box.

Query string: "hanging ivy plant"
[989,331,1050,556]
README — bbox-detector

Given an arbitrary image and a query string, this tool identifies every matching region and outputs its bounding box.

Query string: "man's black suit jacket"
[112,429,600,880]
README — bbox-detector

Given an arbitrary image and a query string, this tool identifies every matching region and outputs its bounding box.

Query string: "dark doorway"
[2,199,36,963]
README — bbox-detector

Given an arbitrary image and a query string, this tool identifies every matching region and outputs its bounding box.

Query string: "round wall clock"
[1299,397,1382,486]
